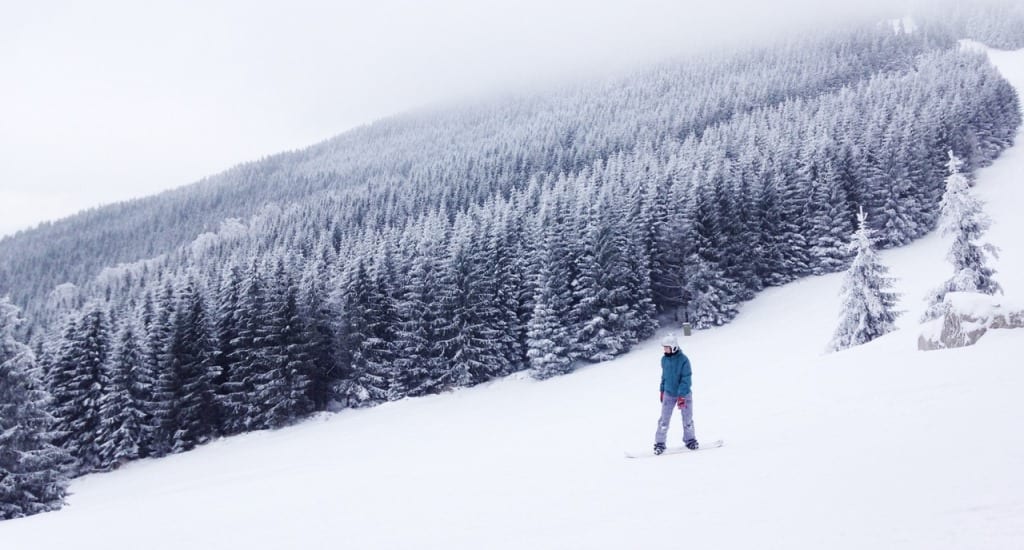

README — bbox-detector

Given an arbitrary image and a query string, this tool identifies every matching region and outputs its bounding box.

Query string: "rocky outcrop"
[918,292,1024,351]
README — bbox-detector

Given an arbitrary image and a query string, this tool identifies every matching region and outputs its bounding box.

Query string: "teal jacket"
[660,350,692,397]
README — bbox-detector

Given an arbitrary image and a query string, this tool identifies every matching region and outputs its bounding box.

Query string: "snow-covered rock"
[918,292,1024,350]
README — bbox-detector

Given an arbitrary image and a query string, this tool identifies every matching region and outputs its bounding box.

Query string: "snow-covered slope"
[3,46,1024,550]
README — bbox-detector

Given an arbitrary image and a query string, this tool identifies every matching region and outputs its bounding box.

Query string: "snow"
[944,291,1021,319]
[890,17,918,35]
[3,47,1024,550]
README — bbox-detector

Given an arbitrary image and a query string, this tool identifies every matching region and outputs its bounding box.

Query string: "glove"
[660,391,664,403]
[676,396,687,410]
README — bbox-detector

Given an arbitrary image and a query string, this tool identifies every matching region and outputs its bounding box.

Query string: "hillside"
[0,23,940,312]
[1,41,1021,550]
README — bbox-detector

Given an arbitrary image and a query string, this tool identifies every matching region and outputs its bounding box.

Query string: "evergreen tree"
[173,279,219,451]
[644,169,685,314]
[527,196,576,380]
[154,279,219,453]
[571,184,647,361]
[486,201,529,376]
[145,282,177,455]
[829,209,902,352]
[682,181,739,329]
[298,250,339,411]
[866,117,921,247]
[223,261,265,434]
[252,259,315,428]
[804,159,855,274]
[96,317,147,468]
[132,292,159,457]
[48,304,110,475]
[212,264,242,431]
[923,151,1002,320]
[717,157,761,300]
[334,257,390,407]
[392,220,444,397]
[431,215,486,390]
[0,297,69,519]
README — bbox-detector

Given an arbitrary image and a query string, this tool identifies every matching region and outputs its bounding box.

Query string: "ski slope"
[2,46,1024,550]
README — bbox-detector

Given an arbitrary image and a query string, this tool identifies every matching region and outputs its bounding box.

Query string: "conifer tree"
[682,182,739,329]
[0,297,69,519]
[392,220,444,397]
[252,259,315,428]
[154,278,219,453]
[174,279,219,450]
[334,257,390,407]
[212,264,242,430]
[223,261,265,434]
[527,196,576,380]
[431,216,483,390]
[299,252,339,411]
[132,292,159,457]
[486,202,529,376]
[923,151,1002,320]
[829,209,902,351]
[48,304,110,474]
[96,317,147,468]
[804,159,855,274]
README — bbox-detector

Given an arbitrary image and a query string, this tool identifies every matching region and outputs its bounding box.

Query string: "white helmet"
[661,334,679,351]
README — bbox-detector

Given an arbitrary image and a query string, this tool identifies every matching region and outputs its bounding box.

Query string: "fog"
[0,0,909,237]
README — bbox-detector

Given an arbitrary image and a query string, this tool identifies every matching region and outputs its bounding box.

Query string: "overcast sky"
[0,0,907,238]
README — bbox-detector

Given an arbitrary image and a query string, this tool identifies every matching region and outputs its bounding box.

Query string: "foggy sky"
[0,0,907,238]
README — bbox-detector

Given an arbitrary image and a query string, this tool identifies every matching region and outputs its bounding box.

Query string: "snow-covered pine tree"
[458,212,512,384]
[681,179,739,329]
[643,168,681,314]
[175,278,219,450]
[95,316,147,469]
[47,303,110,475]
[756,159,790,287]
[829,208,902,352]
[146,282,177,454]
[156,278,219,453]
[527,194,576,380]
[252,258,314,428]
[716,156,760,300]
[613,175,657,344]
[922,151,1002,320]
[222,260,265,435]
[212,263,242,432]
[866,111,922,247]
[0,297,70,520]
[798,132,855,275]
[333,256,390,407]
[430,213,481,390]
[571,181,629,362]
[484,200,529,376]
[774,159,815,281]
[571,178,653,361]
[132,292,159,457]
[298,245,339,411]
[391,218,444,398]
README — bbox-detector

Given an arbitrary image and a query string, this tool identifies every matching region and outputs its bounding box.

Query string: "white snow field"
[3,46,1024,550]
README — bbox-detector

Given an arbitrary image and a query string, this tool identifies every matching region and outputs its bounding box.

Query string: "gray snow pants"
[655,393,695,445]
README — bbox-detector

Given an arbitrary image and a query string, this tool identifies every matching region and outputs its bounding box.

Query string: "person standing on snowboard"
[655,334,697,455]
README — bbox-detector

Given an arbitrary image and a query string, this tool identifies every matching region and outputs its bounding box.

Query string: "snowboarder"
[654,334,697,455]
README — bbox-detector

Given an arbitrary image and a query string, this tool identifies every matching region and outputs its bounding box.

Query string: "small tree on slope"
[829,209,902,352]
[922,151,1001,321]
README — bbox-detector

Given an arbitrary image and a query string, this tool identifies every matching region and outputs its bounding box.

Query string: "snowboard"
[624,439,724,459]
